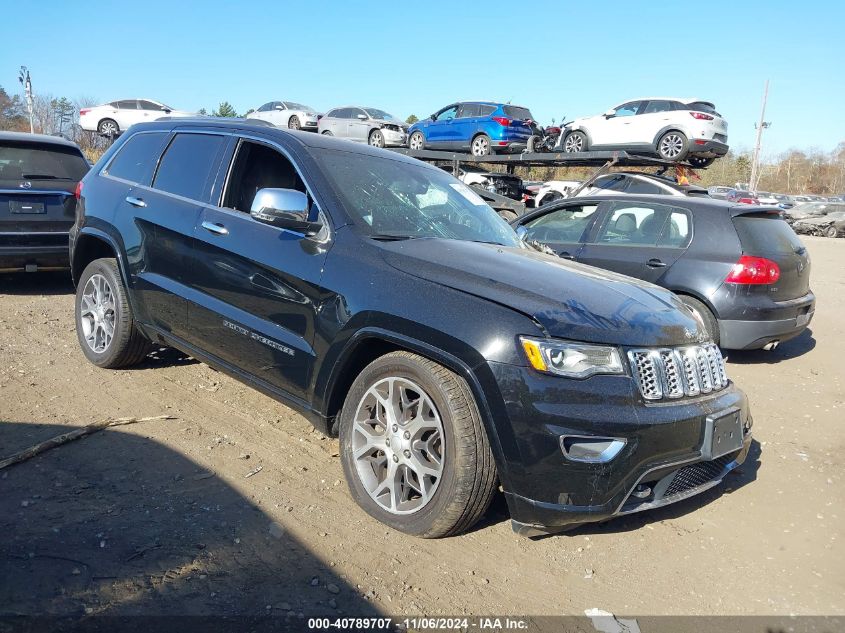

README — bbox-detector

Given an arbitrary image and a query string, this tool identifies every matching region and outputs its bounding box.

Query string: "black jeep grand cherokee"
[70,119,752,537]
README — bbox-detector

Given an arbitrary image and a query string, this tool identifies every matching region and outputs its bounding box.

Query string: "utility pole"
[18,66,34,134]
[749,80,771,192]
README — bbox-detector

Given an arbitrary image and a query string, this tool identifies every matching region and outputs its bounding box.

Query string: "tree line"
[2,86,842,195]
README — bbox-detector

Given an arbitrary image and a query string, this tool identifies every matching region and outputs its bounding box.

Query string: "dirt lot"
[1,237,843,621]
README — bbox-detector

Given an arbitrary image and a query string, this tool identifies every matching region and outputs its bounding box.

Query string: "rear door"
[731,212,811,300]
[577,200,692,282]
[517,202,600,259]
[106,130,227,340]
[186,138,330,400]
[115,100,143,129]
[346,108,370,142]
[635,100,677,145]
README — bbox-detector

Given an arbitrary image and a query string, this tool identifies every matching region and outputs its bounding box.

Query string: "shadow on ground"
[0,272,75,296]
[726,329,816,364]
[0,421,378,620]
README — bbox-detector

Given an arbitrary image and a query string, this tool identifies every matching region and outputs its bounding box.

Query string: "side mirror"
[250,188,322,236]
[356,113,368,120]
[603,110,615,118]
[515,225,528,239]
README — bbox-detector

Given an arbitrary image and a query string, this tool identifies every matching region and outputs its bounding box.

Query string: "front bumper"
[487,361,753,535]
[382,129,409,147]
[689,138,729,157]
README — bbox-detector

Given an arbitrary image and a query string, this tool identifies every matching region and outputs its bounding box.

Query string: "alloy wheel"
[79,273,116,353]
[351,377,444,515]
[564,133,583,152]
[409,133,424,150]
[370,130,385,147]
[99,121,117,136]
[471,136,490,156]
[660,134,685,159]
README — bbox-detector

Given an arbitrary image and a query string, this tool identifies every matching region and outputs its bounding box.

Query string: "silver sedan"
[318,106,408,147]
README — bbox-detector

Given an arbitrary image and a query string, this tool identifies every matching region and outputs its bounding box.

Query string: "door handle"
[559,252,575,260]
[125,196,146,208]
[646,258,667,268]
[202,220,229,236]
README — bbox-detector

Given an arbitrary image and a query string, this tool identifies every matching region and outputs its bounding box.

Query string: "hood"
[379,239,707,347]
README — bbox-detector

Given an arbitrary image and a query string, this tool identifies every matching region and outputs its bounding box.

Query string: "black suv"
[513,194,815,351]
[70,119,753,537]
[1,132,90,272]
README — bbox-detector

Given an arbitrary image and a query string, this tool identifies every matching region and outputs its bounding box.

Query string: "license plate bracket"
[702,408,743,460]
[10,200,46,214]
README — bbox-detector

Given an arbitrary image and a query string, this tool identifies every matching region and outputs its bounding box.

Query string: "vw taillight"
[725,255,780,285]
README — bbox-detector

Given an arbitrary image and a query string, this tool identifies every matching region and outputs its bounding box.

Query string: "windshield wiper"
[368,233,421,241]
[21,174,72,180]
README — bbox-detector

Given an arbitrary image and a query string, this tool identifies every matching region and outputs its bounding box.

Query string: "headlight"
[520,337,623,378]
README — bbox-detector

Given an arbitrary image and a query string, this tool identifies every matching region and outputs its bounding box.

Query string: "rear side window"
[733,215,804,255]
[457,104,480,118]
[153,133,226,202]
[0,142,89,182]
[105,132,169,184]
[478,104,496,116]
[624,178,664,195]
[594,175,629,192]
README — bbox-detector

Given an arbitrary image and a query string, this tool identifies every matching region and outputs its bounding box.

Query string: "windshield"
[312,149,521,246]
[0,142,89,181]
[284,102,312,111]
[364,108,398,121]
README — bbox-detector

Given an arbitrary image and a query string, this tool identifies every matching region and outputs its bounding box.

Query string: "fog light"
[560,436,626,463]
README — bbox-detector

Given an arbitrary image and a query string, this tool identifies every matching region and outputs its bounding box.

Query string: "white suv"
[561,98,728,167]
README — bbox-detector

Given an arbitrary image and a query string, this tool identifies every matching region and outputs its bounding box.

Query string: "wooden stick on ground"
[0,415,176,471]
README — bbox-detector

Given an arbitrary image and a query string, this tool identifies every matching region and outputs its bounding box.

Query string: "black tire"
[527,135,541,153]
[657,130,689,162]
[97,118,119,137]
[408,131,425,151]
[470,133,492,156]
[688,155,716,168]
[679,295,720,346]
[321,130,333,136]
[563,131,587,153]
[288,115,301,130]
[368,129,385,148]
[339,351,497,538]
[825,225,839,238]
[75,258,151,368]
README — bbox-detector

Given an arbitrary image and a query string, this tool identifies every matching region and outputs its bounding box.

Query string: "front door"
[186,138,330,401]
[518,202,600,260]
[590,101,643,147]
[426,105,459,148]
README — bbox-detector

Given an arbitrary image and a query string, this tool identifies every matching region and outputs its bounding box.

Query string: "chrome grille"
[628,344,728,401]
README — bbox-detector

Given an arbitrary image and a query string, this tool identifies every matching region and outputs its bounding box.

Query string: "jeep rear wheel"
[75,258,151,368]
[339,351,497,538]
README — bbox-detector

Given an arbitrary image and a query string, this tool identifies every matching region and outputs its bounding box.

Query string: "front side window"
[433,106,458,122]
[613,102,641,117]
[523,205,599,243]
[105,132,169,184]
[312,148,520,247]
[364,108,398,121]
[258,102,273,112]
[222,141,306,213]
[138,100,163,111]
[594,174,629,192]
[152,133,226,202]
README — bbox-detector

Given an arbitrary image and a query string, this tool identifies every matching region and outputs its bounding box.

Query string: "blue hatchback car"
[408,102,535,156]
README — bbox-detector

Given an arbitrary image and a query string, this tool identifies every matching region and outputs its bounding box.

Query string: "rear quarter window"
[105,132,170,185]
[502,106,534,120]
[732,215,804,255]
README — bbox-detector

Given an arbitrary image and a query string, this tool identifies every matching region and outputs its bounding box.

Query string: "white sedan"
[79,99,194,136]
[246,101,320,130]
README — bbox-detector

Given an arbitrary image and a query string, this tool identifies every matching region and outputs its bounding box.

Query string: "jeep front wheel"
[339,351,497,538]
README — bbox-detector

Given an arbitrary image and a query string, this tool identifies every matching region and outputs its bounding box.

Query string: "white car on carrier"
[79,99,194,137]
[561,98,728,167]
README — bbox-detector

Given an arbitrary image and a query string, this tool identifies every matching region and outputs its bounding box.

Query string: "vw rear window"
[0,142,89,182]
[733,215,803,255]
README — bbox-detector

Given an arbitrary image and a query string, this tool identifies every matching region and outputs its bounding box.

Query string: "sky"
[3,0,843,158]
